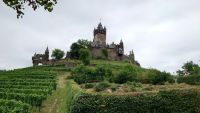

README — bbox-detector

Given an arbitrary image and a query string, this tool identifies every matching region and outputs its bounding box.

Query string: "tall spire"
[45,46,49,53]
[97,22,103,29]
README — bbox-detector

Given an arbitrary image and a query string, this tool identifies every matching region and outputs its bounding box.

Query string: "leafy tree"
[3,0,57,18]
[176,70,184,77]
[177,61,200,76]
[77,39,91,49]
[79,49,91,65]
[70,39,91,59]
[51,49,65,60]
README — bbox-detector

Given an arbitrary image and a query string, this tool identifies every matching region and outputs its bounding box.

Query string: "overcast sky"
[0,0,200,73]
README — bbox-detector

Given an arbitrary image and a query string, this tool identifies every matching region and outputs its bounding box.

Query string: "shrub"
[110,85,118,91]
[72,65,106,84]
[126,81,142,87]
[85,83,95,89]
[177,74,200,85]
[123,65,138,81]
[105,67,114,82]
[79,49,91,65]
[94,82,110,92]
[70,89,200,113]
[93,65,106,80]
[144,70,174,85]
[67,78,200,113]
[114,70,132,84]
[71,64,93,84]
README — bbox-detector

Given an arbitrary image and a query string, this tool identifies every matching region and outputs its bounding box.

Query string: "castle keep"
[91,23,125,60]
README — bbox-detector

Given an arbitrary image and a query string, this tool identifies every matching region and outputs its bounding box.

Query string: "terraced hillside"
[0,65,68,113]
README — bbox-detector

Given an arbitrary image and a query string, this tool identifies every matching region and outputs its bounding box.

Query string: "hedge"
[68,80,200,113]
[177,75,200,85]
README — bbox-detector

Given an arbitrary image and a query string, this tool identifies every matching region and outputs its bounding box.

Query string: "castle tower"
[93,22,106,47]
[44,47,49,61]
[118,39,124,55]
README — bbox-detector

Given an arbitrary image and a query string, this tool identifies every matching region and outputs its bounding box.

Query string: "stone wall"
[93,33,106,47]
[91,47,103,59]
[91,47,124,60]
[107,48,119,60]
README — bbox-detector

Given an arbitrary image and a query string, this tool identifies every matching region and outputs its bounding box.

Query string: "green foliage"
[72,64,113,84]
[126,81,142,87]
[70,89,200,113]
[114,70,132,84]
[112,65,138,84]
[177,74,200,85]
[51,49,65,60]
[66,80,82,113]
[105,67,114,82]
[79,49,91,65]
[0,65,64,111]
[93,65,106,80]
[177,61,200,76]
[71,64,91,84]
[94,82,110,92]
[0,70,6,73]
[84,83,95,89]
[0,99,31,113]
[71,61,174,85]
[101,48,108,59]
[3,0,57,18]
[142,69,174,85]
[70,39,91,59]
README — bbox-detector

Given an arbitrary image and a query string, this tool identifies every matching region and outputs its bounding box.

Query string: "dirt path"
[34,72,69,113]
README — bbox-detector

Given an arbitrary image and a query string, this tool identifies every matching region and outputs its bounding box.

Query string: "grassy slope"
[28,60,199,113]
[32,72,70,113]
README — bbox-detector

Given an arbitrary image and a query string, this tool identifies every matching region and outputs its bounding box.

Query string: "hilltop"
[0,59,200,113]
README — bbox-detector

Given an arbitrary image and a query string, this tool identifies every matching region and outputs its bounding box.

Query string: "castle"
[90,23,140,66]
[32,22,140,66]
[91,22,125,60]
[32,47,49,66]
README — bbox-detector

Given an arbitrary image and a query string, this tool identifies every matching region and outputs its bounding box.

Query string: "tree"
[3,0,57,18]
[51,49,64,60]
[79,49,91,65]
[177,61,200,76]
[77,39,91,49]
[70,39,91,59]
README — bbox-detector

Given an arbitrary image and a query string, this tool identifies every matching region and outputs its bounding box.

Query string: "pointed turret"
[45,46,49,53]
[44,46,49,61]
[97,22,103,29]
[118,39,124,55]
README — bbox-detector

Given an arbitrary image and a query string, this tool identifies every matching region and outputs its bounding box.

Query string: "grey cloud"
[0,0,200,73]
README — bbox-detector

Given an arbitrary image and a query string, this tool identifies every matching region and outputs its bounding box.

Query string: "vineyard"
[0,65,68,113]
